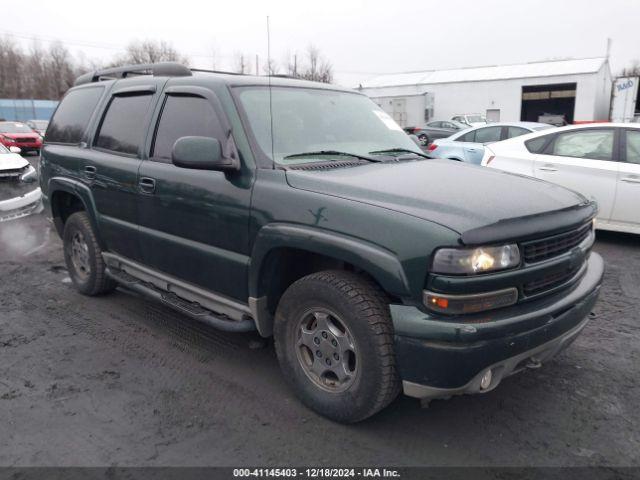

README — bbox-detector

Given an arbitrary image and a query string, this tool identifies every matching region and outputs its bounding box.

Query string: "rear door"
[533,128,619,222]
[137,85,254,301]
[610,128,640,229]
[464,126,502,164]
[84,78,165,261]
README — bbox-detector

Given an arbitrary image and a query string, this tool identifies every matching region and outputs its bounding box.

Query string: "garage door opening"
[521,83,577,124]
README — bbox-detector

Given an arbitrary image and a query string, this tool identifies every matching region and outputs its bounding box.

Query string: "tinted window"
[507,126,530,138]
[551,129,614,161]
[427,121,442,128]
[152,95,225,161]
[457,130,476,142]
[626,130,640,164]
[95,94,153,155]
[474,126,502,143]
[525,136,548,153]
[46,87,103,144]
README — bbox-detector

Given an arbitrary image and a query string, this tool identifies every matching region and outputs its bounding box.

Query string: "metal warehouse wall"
[0,99,59,122]
[363,67,611,125]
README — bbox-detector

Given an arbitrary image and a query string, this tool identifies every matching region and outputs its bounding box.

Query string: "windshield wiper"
[368,148,430,159]
[283,150,381,162]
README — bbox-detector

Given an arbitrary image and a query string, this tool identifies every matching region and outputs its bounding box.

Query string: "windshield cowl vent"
[288,161,365,171]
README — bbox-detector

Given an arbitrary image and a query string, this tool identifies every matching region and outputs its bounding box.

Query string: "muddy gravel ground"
[0,212,639,467]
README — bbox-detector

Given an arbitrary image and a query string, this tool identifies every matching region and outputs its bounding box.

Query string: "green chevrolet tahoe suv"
[40,62,604,423]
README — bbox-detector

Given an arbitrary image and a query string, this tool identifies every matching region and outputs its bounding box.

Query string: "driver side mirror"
[9,146,21,154]
[172,136,239,171]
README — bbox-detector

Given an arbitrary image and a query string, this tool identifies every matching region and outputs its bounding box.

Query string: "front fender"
[249,223,412,299]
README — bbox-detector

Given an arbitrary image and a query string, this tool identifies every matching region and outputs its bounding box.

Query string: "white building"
[358,57,612,127]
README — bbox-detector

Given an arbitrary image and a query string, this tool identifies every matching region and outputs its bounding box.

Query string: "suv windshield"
[236,86,422,165]
[0,122,35,134]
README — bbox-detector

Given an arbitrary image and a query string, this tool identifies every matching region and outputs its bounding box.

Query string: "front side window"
[236,87,421,165]
[47,87,103,144]
[95,94,153,155]
[152,95,225,162]
[551,129,614,161]
[626,130,640,164]
[428,121,442,128]
[475,126,502,143]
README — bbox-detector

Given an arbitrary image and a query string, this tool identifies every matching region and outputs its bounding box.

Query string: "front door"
[610,129,640,229]
[534,128,619,223]
[137,86,254,301]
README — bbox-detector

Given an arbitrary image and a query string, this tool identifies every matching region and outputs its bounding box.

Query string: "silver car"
[426,122,554,164]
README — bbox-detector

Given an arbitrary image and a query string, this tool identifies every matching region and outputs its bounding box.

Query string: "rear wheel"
[418,134,429,146]
[274,270,399,423]
[63,211,116,296]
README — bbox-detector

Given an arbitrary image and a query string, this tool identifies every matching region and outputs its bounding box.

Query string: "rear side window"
[47,87,103,144]
[475,126,502,143]
[152,95,225,162]
[507,126,530,139]
[626,130,640,164]
[525,136,548,153]
[95,94,153,155]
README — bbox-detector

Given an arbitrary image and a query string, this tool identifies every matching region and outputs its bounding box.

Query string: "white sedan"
[482,123,640,235]
[0,145,42,222]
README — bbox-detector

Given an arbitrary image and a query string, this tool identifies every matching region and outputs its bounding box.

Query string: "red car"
[0,121,43,154]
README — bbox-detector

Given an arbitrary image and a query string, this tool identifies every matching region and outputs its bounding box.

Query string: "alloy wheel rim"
[295,308,359,393]
[69,231,90,281]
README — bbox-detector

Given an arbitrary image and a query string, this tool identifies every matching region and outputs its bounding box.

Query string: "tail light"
[427,143,438,151]
[413,127,422,133]
[486,155,495,165]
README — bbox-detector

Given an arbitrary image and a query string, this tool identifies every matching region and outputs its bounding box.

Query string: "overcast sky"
[3,0,639,86]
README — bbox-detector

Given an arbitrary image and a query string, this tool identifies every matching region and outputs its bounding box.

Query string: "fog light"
[423,287,518,315]
[480,369,492,390]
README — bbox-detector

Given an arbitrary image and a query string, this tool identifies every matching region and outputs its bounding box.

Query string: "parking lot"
[1,210,638,467]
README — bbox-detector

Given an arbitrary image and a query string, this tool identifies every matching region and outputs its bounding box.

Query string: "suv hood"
[0,153,29,171]
[285,160,588,237]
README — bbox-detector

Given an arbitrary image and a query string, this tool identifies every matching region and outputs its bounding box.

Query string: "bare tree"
[282,45,333,83]
[113,40,189,66]
[233,52,251,74]
[620,60,640,77]
[262,58,279,76]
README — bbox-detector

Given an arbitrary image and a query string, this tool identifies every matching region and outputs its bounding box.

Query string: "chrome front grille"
[522,223,591,263]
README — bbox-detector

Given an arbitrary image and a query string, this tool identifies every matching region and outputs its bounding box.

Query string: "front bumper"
[0,187,43,222]
[391,252,604,400]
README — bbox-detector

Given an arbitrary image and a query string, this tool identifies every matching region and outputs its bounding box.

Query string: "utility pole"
[294,54,297,77]
[256,54,259,75]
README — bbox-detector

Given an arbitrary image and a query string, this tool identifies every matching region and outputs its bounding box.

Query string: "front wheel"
[274,270,400,423]
[418,134,429,146]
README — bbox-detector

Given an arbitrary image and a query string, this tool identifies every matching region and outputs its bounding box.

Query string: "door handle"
[539,165,558,172]
[620,177,640,184]
[84,165,96,180]
[139,177,156,194]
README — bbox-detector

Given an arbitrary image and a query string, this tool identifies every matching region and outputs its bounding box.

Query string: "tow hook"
[526,356,542,369]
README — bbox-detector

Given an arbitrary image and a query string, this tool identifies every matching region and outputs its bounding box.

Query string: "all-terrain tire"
[63,211,116,296]
[274,270,400,423]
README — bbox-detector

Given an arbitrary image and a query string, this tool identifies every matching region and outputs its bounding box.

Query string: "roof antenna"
[267,15,275,169]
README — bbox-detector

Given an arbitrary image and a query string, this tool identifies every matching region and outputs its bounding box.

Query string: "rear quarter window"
[525,136,549,153]
[46,87,104,144]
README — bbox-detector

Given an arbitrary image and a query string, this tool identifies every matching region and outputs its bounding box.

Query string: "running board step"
[106,267,256,333]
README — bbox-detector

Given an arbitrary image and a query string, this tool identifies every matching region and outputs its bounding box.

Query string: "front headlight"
[432,244,520,275]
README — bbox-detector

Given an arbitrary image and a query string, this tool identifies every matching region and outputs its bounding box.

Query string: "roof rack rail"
[190,68,246,76]
[74,62,192,86]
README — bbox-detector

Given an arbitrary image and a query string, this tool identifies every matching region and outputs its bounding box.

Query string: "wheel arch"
[249,223,411,337]
[48,177,102,245]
